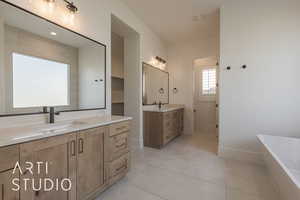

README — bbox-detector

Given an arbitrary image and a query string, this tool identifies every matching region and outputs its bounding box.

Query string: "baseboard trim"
[218,146,265,165]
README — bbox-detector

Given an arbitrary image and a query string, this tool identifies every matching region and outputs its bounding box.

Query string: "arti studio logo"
[12,161,72,192]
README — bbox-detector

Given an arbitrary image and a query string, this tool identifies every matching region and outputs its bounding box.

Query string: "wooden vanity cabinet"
[77,127,106,200]
[20,133,77,200]
[144,109,184,149]
[0,120,130,200]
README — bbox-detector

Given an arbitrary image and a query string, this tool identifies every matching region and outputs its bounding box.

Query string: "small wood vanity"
[143,106,184,149]
[0,117,131,200]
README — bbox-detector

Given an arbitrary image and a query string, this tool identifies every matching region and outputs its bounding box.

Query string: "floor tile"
[128,164,226,200]
[96,180,165,200]
[96,133,280,200]
[227,188,260,200]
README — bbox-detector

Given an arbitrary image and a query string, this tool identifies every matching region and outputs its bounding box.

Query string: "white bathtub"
[258,135,300,200]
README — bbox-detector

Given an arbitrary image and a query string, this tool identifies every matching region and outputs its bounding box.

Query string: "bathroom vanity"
[0,116,131,200]
[143,105,184,149]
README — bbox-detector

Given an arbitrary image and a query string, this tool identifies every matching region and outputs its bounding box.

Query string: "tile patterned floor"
[96,134,279,200]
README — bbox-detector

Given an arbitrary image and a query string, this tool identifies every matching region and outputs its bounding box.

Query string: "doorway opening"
[193,56,219,154]
[111,15,141,150]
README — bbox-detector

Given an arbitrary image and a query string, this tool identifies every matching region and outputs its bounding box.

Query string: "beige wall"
[219,0,300,163]
[168,35,220,135]
[3,25,79,114]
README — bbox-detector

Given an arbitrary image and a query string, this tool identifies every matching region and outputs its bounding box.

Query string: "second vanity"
[143,105,184,149]
[0,115,131,200]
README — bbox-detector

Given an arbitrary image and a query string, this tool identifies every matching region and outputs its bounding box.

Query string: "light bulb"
[69,11,75,24]
[43,0,55,12]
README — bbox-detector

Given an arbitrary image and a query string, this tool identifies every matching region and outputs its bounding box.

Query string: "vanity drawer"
[0,145,19,172]
[163,133,173,145]
[171,111,178,119]
[107,132,129,161]
[110,121,130,137]
[163,120,173,130]
[163,112,172,120]
[108,153,130,184]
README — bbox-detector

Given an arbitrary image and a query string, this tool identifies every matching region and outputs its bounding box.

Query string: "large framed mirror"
[142,62,169,105]
[0,0,106,116]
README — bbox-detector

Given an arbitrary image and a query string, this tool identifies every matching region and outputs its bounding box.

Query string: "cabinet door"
[77,127,106,200]
[0,145,19,173]
[20,133,76,200]
[0,170,19,200]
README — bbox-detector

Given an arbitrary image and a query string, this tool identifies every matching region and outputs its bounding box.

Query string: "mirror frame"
[142,62,169,105]
[0,0,107,117]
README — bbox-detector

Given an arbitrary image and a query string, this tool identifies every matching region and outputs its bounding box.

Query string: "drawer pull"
[116,159,127,173]
[116,126,127,131]
[35,191,39,197]
[115,142,126,148]
[78,138,84,154]
[70,140,76,157]
[115,138,127,149]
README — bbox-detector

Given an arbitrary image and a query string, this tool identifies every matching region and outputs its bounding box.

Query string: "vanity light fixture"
[150,56,167,69]
[155,56,167,69]
[155,56,167,65]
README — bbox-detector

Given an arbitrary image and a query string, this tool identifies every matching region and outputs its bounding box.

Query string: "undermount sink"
[72,120,89,125]
[40,121,88,133]
[40,125,72,133]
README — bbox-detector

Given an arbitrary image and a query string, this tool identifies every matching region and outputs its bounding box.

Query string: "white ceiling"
[121,0,224,45]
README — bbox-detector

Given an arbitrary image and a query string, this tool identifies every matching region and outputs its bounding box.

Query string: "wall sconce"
[150,56,167,70]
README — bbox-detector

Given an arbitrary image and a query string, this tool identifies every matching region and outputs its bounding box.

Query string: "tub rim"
[257,134,300,189]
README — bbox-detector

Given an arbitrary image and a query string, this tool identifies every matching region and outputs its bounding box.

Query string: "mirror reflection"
[0,1,106,116]
[142,63,169,105]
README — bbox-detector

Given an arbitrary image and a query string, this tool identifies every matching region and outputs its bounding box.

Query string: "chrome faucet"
[49,107,60,124]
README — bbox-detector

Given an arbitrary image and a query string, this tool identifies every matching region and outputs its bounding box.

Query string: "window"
[13,53,70,108]
[202,68,216,95]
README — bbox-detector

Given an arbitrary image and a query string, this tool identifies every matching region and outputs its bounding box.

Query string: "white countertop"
[143,104,184,112]
[0,115,132,147]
